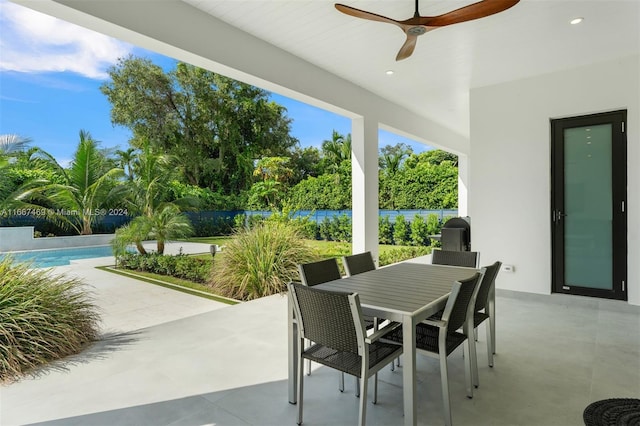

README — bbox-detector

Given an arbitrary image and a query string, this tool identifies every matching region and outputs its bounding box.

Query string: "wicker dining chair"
[343,252,402,371]
[288,282,403,426]
[298,258,343,377]
[342,251,376,276]
[431,249,479,268]
[473,261,501,367]
[385,272,483,426]
[298,258,342,287]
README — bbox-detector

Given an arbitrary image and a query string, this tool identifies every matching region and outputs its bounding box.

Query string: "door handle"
[553,210,567,223]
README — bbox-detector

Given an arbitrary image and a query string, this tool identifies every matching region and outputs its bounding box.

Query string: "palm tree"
[380,143,412,176]
[115,147,138,181]
[123,142,174,217]
[0,134,31,155]
[112,143,196,255]
[321,130,351,171]
[146,204,194,254]
[112,204,193,255]
[17,130,124,235]
[112,218,151,256]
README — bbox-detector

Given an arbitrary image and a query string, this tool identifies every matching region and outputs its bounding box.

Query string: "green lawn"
[185,236,419,260]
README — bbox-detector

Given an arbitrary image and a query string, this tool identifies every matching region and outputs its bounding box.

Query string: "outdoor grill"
[441,217,471,251]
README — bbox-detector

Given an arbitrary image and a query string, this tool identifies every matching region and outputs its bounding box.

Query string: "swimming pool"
[0,245,116,268]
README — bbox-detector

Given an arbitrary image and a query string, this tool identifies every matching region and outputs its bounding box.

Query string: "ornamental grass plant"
[0,257,100,382]
[210,221,317,300]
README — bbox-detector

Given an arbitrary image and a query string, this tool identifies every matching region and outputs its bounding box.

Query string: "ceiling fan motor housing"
[407,26,427,36]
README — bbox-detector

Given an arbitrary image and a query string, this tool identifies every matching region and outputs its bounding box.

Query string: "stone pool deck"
[45,241,229,334]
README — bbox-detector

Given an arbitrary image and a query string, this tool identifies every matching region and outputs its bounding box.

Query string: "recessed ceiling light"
[570,17,584,25]
[385,70,394,75]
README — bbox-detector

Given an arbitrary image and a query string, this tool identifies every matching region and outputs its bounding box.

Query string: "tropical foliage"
[0,134,31,155]
[1,55,458,239]
[100,57,298,193]
[0,257,100,382]
[210,221,317,300]
[14,130,123,235]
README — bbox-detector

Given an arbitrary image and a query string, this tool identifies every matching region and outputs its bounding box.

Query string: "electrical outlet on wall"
[501,264,515,273]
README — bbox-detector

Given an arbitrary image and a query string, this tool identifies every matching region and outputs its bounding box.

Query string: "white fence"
[0,227,114,252]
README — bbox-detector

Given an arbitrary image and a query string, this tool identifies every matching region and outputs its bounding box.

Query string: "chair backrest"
[431,249,479,268]
[298,258,342,286]
[288,282,363,355]
[342,251,376,276]
[441,272,483,333]
[475,261,502,312]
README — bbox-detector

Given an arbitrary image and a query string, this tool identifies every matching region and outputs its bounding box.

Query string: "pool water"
[0,245,115,268]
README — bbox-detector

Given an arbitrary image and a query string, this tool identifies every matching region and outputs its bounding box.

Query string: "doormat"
[583,398,640,426]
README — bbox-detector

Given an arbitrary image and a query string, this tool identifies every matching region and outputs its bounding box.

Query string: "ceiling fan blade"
[396,35,418,61]
[423,0,520,27]
[335,4,401,27]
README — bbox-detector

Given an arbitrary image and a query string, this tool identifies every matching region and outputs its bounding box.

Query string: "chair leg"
[373,373,378,404]
[489,297,496,355]
[355,376,360,397]
[486,321,494,367]
[439,353,452,426]
[463,341,474,399]
[358,376,368,426]
[297,354,305,425]
[339,372,345,392]
[390,356,401,371]
[305,339,311,376]
[467,325,479,389]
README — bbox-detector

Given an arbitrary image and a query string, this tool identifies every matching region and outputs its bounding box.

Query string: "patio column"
[351,117,379,263]
[457,153,469,217]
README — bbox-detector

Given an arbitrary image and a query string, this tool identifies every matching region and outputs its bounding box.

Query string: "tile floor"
[1,264,638,426]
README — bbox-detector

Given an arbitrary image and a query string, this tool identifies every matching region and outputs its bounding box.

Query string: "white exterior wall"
[469,55,640,306]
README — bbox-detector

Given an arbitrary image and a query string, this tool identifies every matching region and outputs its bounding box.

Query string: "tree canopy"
[100,56,298,194]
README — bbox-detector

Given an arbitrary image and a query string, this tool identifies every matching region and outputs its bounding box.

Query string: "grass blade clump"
[0,257,100,382]
[211,221,317,300]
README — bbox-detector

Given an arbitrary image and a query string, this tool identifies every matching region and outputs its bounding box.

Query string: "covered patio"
[11,0,639,306]
[3,1,639,424]
[2,256,639,425]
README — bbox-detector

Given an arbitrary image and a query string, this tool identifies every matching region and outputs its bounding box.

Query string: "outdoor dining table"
[287,261,481,426]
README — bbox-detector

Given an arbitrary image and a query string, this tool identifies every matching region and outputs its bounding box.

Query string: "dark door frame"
[551,110,627,300]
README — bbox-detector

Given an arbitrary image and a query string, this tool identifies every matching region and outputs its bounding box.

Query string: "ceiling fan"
[335,0,520,61]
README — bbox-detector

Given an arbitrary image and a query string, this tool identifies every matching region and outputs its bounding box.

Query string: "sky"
[0,0,429,167]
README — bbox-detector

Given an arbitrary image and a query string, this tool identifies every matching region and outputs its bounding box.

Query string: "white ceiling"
[181,0,640,138]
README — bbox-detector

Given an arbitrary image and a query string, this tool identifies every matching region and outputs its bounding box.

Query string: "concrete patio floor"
[1,254,639,426]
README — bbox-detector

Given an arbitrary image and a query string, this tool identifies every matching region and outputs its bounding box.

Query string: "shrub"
[291,216,318,240]
[379,246,432,266]
[332,214,352,242]
[393,215,409,245]
[319,217,332,241]
[210,221,317,300]
[379,215,393,244]
[410,214,429,246]
[116,252,210,283]
[0,257,100,382]
[426,213,442,247]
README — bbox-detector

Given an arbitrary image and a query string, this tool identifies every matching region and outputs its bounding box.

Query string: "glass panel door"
[564,124,612,289]
[551,110,627,300]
